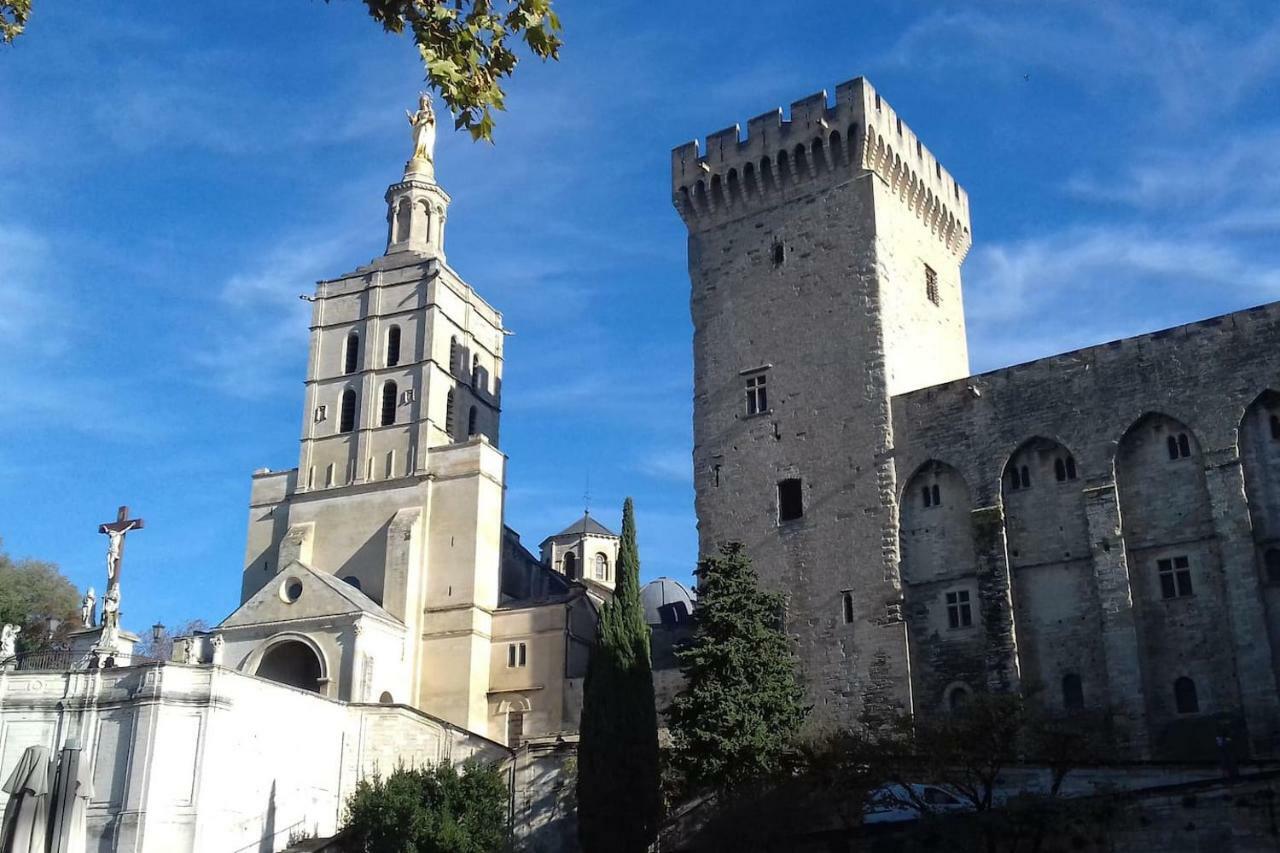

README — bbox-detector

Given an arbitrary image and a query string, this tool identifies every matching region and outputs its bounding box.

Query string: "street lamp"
[152,621,165,645]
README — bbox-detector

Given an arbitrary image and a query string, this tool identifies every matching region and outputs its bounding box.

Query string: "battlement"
[672,77,971,258]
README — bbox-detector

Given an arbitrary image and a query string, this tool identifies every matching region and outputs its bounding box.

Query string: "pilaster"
[1083,483,1150,758]
[972,505,1020,692]
[1203,448,1280,756]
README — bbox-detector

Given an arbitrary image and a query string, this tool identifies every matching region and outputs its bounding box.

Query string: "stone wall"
[892,303,1280,756]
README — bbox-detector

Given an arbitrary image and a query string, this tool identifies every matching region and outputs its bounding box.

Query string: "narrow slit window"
[1062,674,1084,711]
[1177,433,1191,458]
[507,644,517,667]
[1065,456,1077,480]
[1271,414,1280,440]
[1019,466,1030,488]
[386,325,401,367]
[380,381,397,426]
[842,592,854,625]
[445,389,455,437]
[339,388,357,433]
[1054,458,1065,482]
[778,478,803,522]
[518,642,527,666]
[343,331,360,374]
[449,336,459,374]
[507,711,524,747]
[931,484,941,506]
[467,405,478,436]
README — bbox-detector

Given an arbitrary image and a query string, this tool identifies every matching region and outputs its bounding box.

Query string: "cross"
[99,506,145,587]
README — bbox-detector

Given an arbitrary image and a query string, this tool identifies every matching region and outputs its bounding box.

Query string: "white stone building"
[0,96,600,851]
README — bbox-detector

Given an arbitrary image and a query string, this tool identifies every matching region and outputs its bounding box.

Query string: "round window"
[280,577,304,604]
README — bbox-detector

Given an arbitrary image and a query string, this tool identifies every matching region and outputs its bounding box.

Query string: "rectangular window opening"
[778,478,804,523]
[841,592,854,625]
[925,264,940,306]
[1158,556,1194,599]
[745,372,768,416]
[945,590,972,629]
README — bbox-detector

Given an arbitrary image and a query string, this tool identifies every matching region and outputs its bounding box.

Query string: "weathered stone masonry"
[674,75,1280,758]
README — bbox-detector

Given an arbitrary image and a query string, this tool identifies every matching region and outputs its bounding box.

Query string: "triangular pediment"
[219,561,402,629]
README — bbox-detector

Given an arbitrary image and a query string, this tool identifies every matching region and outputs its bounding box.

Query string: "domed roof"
[641,577,695,627]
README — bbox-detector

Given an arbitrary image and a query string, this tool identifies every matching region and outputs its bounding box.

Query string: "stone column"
[1083,483,1150,758]
[972,505,1020,693]
[1203,449,1280,756]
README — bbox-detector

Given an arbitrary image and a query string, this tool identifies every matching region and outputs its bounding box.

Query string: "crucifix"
[99,506,145,588]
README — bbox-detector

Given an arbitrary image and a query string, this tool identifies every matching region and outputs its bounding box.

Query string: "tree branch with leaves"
[1,0,561,142]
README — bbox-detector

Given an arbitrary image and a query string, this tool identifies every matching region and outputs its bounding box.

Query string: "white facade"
[0,664,501,852]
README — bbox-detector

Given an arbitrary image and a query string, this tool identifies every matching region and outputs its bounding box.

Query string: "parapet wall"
[672,77,971,258]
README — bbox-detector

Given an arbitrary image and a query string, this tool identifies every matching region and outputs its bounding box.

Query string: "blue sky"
[1,1,1278,632]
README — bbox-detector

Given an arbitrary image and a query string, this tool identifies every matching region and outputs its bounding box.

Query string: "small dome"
[642,577,695,627]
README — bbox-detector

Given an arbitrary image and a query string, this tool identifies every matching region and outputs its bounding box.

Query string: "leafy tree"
[0,0,561,142]
[668,542,808,794]
[576,497,661,853]
[343,760,508,853]
[0,539,80,653]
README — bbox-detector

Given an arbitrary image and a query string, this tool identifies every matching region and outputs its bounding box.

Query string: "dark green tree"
[0,540,80,654]
[1,0,560,142]
[343,760,508,853]
[576,497,661,853]
[668,542,808,793]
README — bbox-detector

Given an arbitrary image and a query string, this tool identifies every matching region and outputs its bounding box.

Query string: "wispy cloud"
[879,3,1280,123]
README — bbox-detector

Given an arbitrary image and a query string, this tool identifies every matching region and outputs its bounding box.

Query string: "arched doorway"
[256,640,323,693]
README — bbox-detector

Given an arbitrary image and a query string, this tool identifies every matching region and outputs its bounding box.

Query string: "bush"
[343,760,508,853]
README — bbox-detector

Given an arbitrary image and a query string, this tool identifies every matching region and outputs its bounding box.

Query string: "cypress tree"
[669,542,808,793]
[576,498,662,853]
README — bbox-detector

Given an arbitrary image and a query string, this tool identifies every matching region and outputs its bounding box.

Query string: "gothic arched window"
[380,381,398,427]
[339,388,357,433]
[595,552,608,580]
[445,389,455,437]
[386,325,401,367]
[344,331,360,375]
[1174,677,1199,714]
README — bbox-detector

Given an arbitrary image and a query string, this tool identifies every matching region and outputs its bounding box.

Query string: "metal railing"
[0,649,164,672]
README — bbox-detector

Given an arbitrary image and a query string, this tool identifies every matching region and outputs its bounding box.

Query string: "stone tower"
[239,104,509,734]
[672,77,973,724]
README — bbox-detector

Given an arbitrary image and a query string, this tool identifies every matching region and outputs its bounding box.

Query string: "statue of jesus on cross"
[99,506,145,588]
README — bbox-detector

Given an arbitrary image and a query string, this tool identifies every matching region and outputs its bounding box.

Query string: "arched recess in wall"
[563,551,578,580]
[899,460,985,715]
[253,635,327,694]
[899,460,976,586]
[1115,412,1233,752]
[1239,391,1280,686]
[395,198,412,243]
[1000,436,1101,713]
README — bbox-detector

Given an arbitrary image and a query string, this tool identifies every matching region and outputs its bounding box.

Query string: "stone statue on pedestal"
[407,93,437,166]
[211,634,225,667]
[81,587,97,628]
[0,624,19,661]
[99,586,121,652]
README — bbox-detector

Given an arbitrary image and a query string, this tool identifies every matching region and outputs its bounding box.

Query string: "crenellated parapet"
[671,77,972,259]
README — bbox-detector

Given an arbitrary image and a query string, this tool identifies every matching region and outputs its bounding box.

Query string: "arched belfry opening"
[256,640,324,693]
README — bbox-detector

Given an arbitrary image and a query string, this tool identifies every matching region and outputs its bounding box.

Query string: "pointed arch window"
[344,331,360,374]
[380,381,398,427]
[445,389,456,437]
[1174,677,1199,714]
[339,388,357,433]
[386,325,401,367]
[467,405,478,436]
